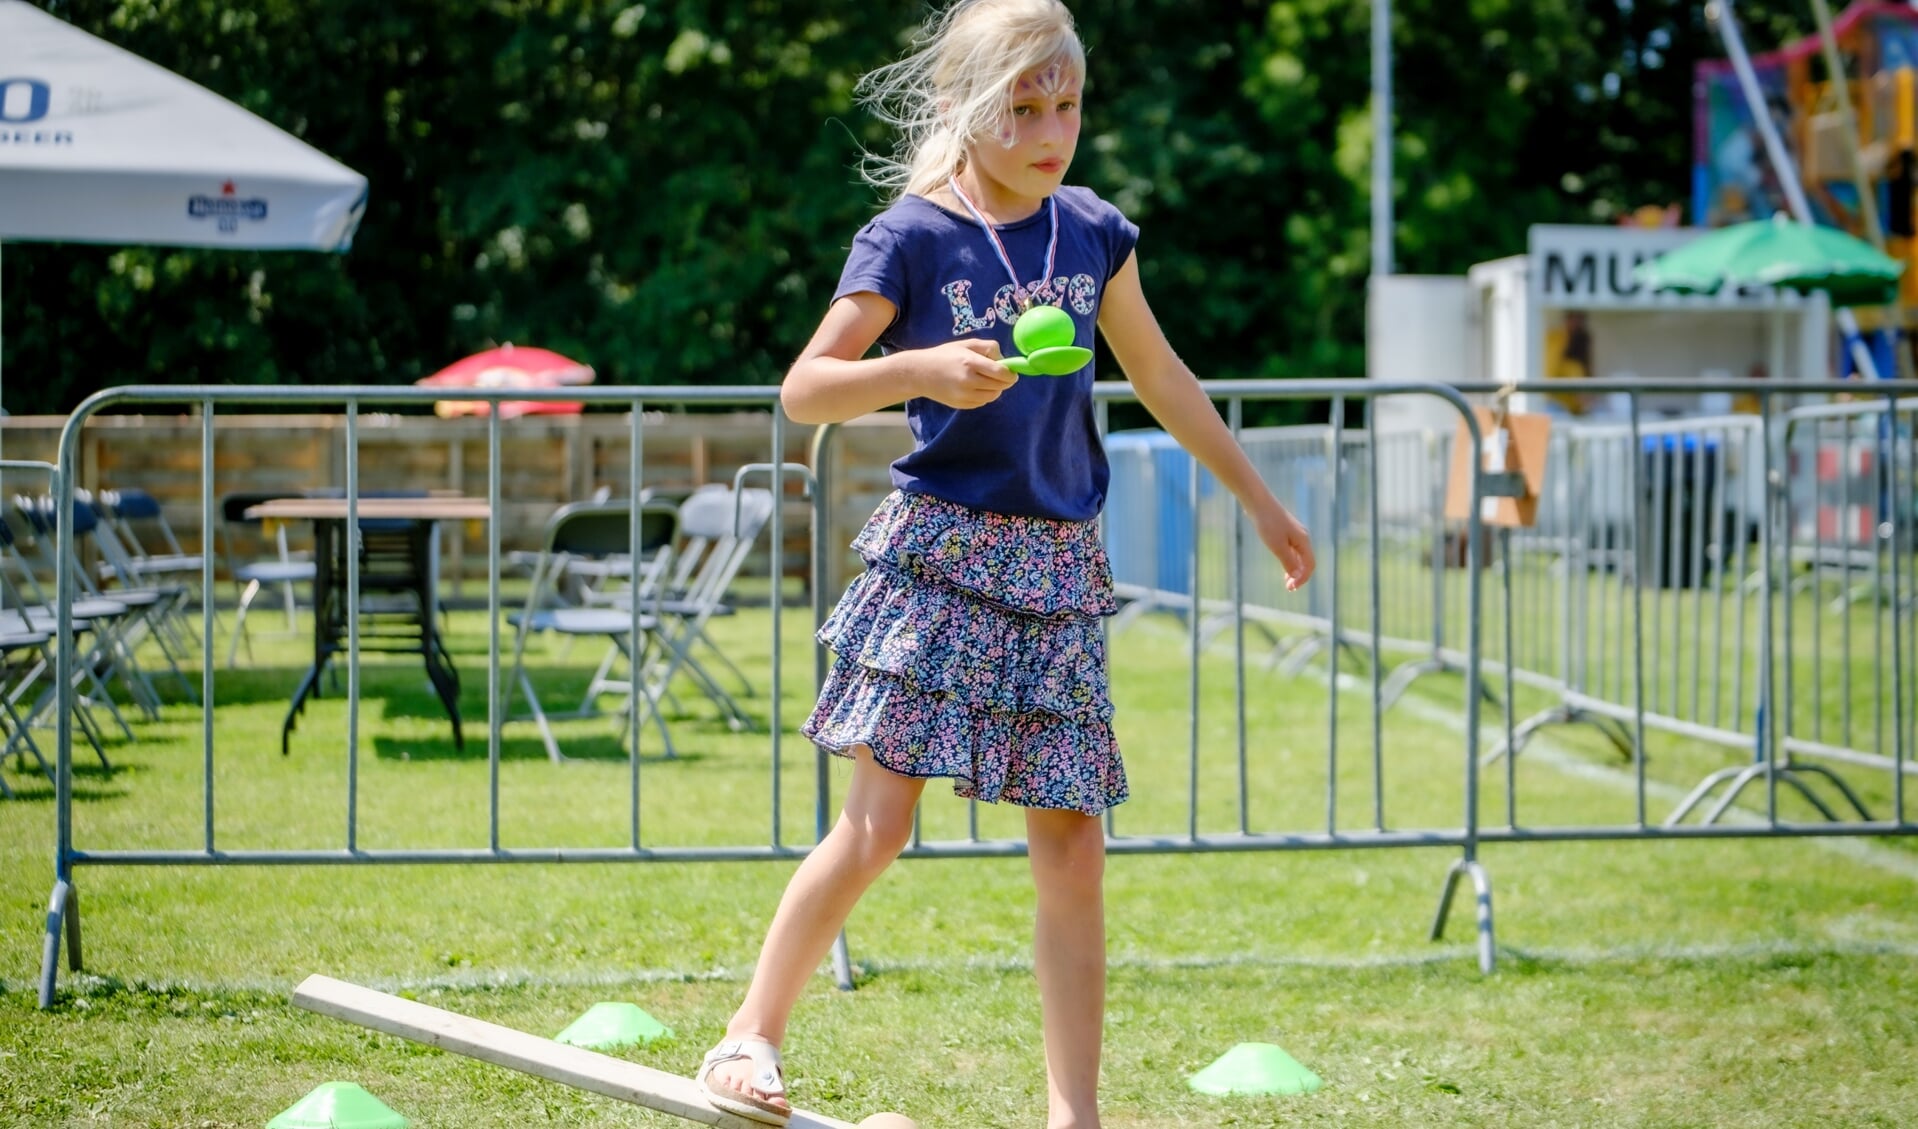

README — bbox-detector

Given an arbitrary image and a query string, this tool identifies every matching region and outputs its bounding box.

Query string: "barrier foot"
[1831,580,1903,613]
[1670,761,1868,826]
[1378,659,1442,711]
[1756,770,1842,823]
[1666,764,1748,826]
[1273,633,1374,681]
[1332,639,1374,677]
[1786,762,1876,821]
[1604,721,1638,758]
[1483,706,1563,765]
[1483,704,1634,766]
[37,879,79,1009]
[1700,765,1824,825]
[1272,632,1330,677]
[1195,613,1280,653]
[1428,858,1496,974]
[1380,656,1501,714]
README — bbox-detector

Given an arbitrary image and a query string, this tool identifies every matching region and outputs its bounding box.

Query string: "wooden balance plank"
[292,974,855,1129]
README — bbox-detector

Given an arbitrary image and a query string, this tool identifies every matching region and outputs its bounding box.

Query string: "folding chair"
[642,486,758,699]
[80,493,202,697]
[11,494,196,714]
[552,487,661,608]
[81,490,200,654]
[662,485,775,705]
[0,517,131,765]
[0,619,119,773]
[0,612,56,793]
[504,485,623,583]
[219,491,318,668]
[588,486,775,732]
[503,500,679,763]
[96,488,206,584]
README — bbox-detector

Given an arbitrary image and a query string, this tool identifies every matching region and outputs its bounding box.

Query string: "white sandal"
[697,1036,792,1126]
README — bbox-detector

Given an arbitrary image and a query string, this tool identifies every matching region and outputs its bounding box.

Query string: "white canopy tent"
[0,0,367,432]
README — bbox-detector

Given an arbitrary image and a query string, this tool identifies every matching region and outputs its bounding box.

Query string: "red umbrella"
[416,343,594,419]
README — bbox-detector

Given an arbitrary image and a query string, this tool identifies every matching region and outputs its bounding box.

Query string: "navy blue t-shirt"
[831,187,1140,522]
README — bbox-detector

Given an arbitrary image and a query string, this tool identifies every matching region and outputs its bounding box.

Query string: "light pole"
[1372,0,1394,277]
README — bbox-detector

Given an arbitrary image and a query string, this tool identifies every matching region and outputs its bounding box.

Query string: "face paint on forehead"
[1014,63,1081,98]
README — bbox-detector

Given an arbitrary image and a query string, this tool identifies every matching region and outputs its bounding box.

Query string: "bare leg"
[1027,806,1107,1129]
[709,746,925,1114]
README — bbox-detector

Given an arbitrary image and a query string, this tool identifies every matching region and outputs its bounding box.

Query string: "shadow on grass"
[0,750,139,802]
[0,779,131,804]
[206,663,341,709]
[0,972,286,1010]
[159,648,776,766]
[365,729,681,763]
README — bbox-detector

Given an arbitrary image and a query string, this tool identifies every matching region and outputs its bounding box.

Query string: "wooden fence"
[0,410,914,596]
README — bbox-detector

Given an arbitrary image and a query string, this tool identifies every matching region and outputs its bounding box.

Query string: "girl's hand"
[917,339,1017,409]
[1254,502,1314,590]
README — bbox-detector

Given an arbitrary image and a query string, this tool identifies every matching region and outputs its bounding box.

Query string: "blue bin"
[1103,430,1209,598]
[1640,433,1720,589]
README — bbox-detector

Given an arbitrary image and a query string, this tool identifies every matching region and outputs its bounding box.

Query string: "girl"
[697,1,1314,1125]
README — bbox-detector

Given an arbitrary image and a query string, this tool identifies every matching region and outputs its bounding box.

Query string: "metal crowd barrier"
[34,380,1501,1009]
[1776,397,1918,781]
[1103,420,1450,699]
[1110,380,1915,843]
[1496,415,1774,764]
[33,379,1913,1011]
[1466,393,1913,829]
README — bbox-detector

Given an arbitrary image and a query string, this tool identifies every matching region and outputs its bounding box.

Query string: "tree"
[2,0,1815,415]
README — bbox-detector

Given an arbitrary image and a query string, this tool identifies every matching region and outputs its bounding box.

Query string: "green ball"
[1012,304,1075,356]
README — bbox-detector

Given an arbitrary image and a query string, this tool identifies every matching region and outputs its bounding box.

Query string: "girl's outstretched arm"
[1097,251,1315,589]
[781,293,1018,425]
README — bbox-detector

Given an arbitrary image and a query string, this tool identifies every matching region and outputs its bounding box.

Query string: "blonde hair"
[854,0,1087,201]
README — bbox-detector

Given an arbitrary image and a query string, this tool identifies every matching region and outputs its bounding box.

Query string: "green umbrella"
[1635,215,1904,307]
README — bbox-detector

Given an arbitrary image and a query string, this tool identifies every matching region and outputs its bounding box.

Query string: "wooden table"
[246,497,492,756]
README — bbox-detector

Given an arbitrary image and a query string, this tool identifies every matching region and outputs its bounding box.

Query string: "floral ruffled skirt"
[802,490,1128,816]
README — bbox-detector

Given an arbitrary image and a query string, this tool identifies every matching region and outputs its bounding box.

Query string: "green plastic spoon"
[1002,305,1092,376]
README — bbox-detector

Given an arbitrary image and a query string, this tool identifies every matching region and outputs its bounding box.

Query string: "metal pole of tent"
[1372,0,1393,278]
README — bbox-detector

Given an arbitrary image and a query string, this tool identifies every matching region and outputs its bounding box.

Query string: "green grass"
[1,600,1916,1127]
